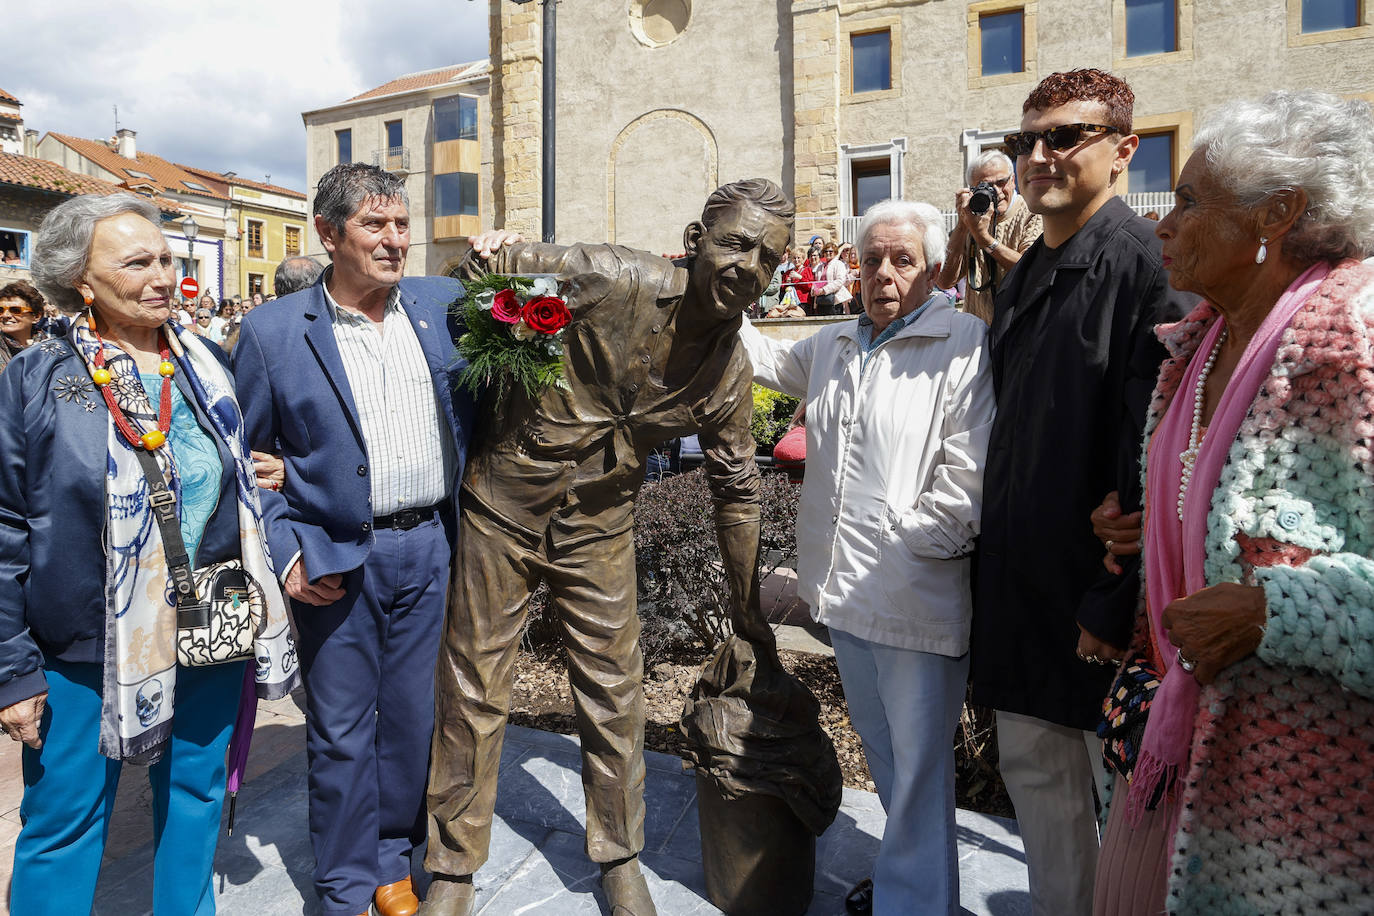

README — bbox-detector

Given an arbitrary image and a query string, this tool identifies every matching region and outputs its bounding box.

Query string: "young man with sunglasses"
[936,150,1043,323]
[970,69,1192,916]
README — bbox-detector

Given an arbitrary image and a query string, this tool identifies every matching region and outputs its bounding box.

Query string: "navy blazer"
[232,274,475,582]
[0,339,245,706]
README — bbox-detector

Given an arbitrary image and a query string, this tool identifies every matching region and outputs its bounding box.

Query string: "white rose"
[512,321,537,341]
[530,277,559,298]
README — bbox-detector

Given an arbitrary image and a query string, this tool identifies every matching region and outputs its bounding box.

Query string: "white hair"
[32,193,163,314]
[855,199,947,271]
[967,149,1013,186]
[1196,90,1374,262]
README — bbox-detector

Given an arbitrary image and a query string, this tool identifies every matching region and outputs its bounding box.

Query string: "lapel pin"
[419,320,429,329]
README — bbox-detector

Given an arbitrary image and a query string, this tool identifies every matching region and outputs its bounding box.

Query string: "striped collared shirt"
[322,280,455,518]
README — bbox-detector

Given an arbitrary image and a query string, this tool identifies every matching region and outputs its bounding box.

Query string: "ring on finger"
[1106,539,1115,552]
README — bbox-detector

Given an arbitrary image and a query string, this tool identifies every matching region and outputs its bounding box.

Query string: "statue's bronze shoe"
[416,875,475,916]
[600,858,658,916]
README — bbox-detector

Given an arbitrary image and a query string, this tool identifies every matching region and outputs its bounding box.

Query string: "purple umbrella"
[225,662,258,835]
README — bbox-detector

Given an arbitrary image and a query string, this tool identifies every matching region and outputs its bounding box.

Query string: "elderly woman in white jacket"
[741,199,995,916]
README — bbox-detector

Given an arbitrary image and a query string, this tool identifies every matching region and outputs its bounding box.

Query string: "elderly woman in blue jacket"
[0,193,296,914]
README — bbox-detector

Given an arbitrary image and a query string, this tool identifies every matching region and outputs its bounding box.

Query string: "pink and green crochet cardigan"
[1119,259,1374,915]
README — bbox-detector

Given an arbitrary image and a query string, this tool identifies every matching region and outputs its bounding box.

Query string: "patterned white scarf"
[71,317,298,763]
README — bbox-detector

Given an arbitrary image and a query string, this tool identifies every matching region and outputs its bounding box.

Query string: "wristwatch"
[984,240,1000,255]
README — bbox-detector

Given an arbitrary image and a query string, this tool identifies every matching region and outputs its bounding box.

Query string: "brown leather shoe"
[373,875,420,916]
[416,875,475,916]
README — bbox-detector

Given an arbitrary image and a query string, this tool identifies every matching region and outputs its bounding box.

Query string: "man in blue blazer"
[233,163,475,916]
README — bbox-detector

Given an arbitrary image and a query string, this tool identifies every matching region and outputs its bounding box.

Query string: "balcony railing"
[371,146,411,174]
[834,191,1175,246]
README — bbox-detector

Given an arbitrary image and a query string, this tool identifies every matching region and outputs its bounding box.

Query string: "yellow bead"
[158,361,175,378]
[140,430,167,450]
[92,368,111,386]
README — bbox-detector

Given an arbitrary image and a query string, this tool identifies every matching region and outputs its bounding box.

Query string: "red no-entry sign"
[179,277,199,299]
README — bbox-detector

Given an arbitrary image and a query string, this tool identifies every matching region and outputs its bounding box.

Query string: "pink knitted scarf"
[1130,261,1330,824]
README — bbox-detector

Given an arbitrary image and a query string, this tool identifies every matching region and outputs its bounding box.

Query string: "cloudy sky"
[5,0,489,192]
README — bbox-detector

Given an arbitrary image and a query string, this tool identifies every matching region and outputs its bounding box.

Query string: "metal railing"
[371,147,411,173]
[833,191,1174,246]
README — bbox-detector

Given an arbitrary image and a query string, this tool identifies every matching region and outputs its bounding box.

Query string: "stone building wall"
[489,0,1373,250]
[490,1,543,241]
[490,0,792,254]
[302,74,493,277]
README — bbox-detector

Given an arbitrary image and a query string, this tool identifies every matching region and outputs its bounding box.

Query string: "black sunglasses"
[1003,123,1119,157]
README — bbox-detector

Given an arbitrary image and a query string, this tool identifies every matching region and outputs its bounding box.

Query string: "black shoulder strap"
[130,445,201,612]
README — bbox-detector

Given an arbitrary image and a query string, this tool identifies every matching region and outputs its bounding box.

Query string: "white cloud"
[4,0,488,191]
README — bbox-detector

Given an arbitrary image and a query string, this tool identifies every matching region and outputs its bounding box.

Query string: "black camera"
[968,181,998,215]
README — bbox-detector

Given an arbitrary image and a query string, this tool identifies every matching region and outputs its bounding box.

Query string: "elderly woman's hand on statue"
[468,230,525,259]
[0,692,47,749]
[1091,491,1142,574]
[1161,583,1267,685]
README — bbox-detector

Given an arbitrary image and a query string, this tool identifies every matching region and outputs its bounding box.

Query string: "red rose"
[490,288,522,324]
[521,295,571,334]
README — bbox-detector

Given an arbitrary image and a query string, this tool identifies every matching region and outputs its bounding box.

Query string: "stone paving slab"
[0,701,1032,915]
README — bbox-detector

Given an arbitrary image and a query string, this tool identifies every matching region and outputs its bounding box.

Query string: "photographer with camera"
[937,150,1042,323]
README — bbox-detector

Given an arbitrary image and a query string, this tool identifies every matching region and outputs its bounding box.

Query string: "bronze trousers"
[425,500,647,876]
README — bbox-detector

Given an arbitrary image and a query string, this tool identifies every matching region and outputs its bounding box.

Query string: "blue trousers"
[294,518,449,916]
[11,657,245,915]
[830,629,970,916]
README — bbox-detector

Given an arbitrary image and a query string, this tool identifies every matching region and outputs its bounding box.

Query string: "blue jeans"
[830,629,970,916]
[11,657,245,915]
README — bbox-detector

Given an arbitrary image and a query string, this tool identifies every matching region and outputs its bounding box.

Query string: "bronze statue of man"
[421,179,794,916]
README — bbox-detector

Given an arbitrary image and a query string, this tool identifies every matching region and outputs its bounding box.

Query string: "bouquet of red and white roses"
[451,274,571,401]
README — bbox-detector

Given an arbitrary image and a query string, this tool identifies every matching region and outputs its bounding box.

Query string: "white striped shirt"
[323,282,455,518]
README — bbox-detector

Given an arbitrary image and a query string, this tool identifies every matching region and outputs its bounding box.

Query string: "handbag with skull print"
[176,562,267,667]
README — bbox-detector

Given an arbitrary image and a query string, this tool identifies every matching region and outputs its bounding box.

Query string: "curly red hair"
[1023,69,1134,135]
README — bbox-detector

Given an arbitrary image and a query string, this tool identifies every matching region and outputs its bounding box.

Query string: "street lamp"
[180,213,199,284]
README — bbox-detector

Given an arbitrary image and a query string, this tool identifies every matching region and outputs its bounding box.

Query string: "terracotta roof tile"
[0,88,18,105]
[0,152,180,212]
[344,61,485,102]
[45,132,230,201]
[179,164,305,200]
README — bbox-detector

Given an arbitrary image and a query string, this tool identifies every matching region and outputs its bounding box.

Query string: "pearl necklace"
[1177,328,1227,521]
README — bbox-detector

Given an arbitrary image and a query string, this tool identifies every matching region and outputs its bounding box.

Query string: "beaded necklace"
[1177,327,1228,521]
[86,314,176,450]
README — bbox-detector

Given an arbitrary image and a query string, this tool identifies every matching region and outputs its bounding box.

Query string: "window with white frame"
[0,227,31,268]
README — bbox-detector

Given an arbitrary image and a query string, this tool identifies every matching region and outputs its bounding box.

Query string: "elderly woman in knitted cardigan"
[1088,90,1374,916]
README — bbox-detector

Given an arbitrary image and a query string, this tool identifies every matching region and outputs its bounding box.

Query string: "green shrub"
[751,384,800,452]
[633,468,798,654]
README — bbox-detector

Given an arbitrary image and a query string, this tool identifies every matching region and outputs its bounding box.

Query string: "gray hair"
[855,199,948,271]
[32,192,163,314]
[313,162,409,241]
[967,150,1013,186]
[1196,90,1374,263]
[273,255,324,296]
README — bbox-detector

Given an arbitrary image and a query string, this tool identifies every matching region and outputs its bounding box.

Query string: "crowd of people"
[0,67,1370,916]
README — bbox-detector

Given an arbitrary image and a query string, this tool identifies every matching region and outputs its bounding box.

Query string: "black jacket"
[971,196,1194,729]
